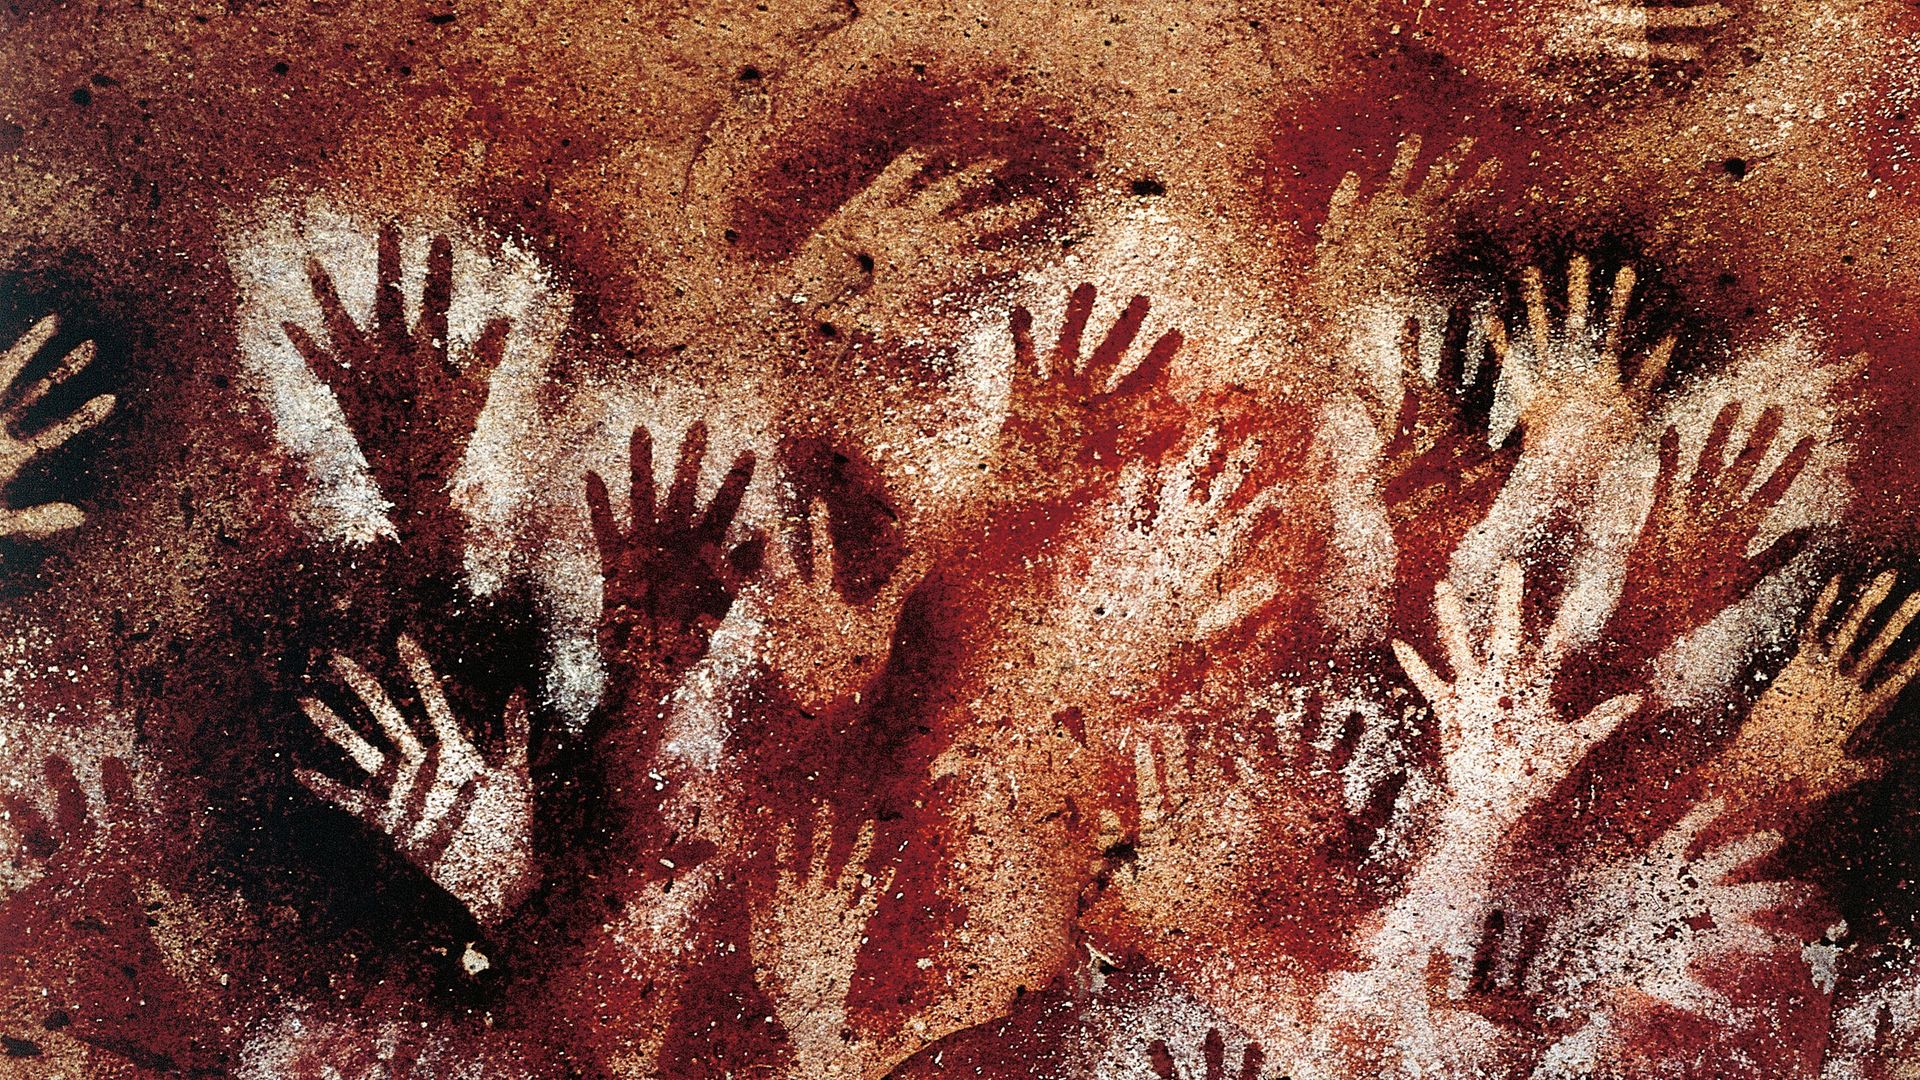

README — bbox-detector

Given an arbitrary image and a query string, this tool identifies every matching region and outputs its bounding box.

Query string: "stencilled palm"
[1308,961,1512,1080]
[296,633,534,926]
[1392,560,1643,849]
[1072,422,1304,658]
[1546,1,1732,66]
[1368,306,1513,519]
[0,755,225,1072]
[1363,307,1523,621]
[1099,684,1354,865]
[1821,941,1920,1080]
[0,314,115,546]
[1712,572,1920,811]
[586,421,757,702]
[749,805,896,1079]
[280,222,510,556]
[3,754,140,897]
[783,149,1042,327]
[1486,254,1675,442]
[1606,401,1814,664]
[1310,135,1499,316]
[1131,733,1255,851]
[1097,727,1335,1011]
[998,283,1185,486]
[757,497,929,715]
[1528,798,1811,1027]
[1145,1027,1267,1080]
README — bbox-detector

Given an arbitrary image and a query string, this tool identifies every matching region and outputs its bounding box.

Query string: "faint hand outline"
[758,496,929,715]
[787,149,1042,325]
[749,804,897,1078]
[1548,2,1732,66]
[3,754,139,882]
[1145,1027,1266,1080]
[1531,797,1810,1025]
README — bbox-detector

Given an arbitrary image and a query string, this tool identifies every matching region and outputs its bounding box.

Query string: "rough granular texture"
[1,1,1918,1076]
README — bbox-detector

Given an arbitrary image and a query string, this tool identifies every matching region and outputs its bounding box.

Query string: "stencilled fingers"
[296,633,534,923]
[0,314,116,546]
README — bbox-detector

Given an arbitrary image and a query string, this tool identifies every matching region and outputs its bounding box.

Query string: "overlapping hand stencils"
[1365,303,1520,627]
[52,45,1902,1080]
[1529,799,1820,1039]
[1309,134,1520,634]
[1388,562,1643,959]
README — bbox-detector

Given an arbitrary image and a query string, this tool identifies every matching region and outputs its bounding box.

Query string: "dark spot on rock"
[2,1037,40,1057]
[1718,272,1738,287]
[738,65,762,81]
[1723,157,1748,180]
[426,11,456,24]
[90,73,118,88]
[818,322,837,338]
[271,61,289,74]
[41,1011,68,1031]
[0,123,22,153]
[1130,177,1165,196]
[70,87,92,106]
[722,227,739,244]
[1103,840,1138,862]
[855,252,874,274]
